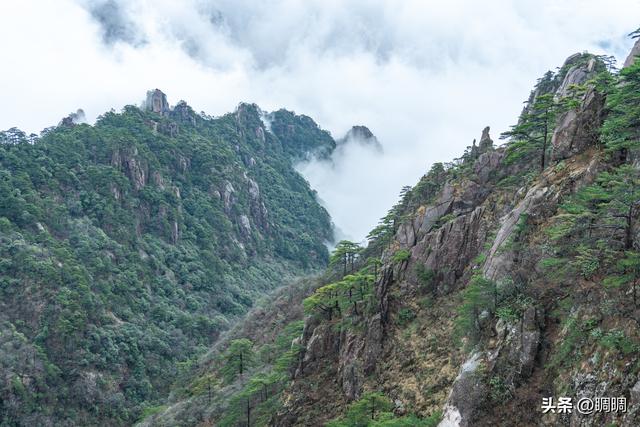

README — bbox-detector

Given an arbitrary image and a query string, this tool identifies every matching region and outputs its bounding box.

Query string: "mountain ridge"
[0,95,344,426]
[139,39,640,427]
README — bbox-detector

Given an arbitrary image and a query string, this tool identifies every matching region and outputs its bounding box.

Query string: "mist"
[1,0,638,241]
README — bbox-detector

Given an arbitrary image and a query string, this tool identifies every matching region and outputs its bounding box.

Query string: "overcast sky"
[1,1,638,242]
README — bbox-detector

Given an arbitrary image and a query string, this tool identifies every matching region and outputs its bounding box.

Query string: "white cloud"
[1,0,638,241]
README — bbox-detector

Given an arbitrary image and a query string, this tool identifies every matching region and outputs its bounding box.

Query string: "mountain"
[337,126,383,153]
[0,92,339,426]
[140,41,640,426]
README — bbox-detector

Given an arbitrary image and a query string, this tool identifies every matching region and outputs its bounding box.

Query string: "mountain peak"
[339,125,383,152]
[144,88,170,115]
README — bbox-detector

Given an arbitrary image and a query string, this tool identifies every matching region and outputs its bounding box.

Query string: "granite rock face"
[556,54,598,98]
[145,88,170,115]
[551,88,605,161]
[623,37,640,68]
[439,352,485,427]
[439,307,543,427]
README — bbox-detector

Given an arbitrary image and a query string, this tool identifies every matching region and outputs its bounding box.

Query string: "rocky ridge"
[275,48,640,427]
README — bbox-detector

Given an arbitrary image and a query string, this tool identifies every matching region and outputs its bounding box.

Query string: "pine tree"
[501,92,559,171]
[221,339,255,383]
[601,60,640,160]
[330,240,362,276]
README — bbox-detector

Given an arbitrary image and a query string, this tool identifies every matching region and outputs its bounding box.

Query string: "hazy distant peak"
[338,125,383,153]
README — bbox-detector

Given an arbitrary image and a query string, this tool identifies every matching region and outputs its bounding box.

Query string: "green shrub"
[397,308,416,326]
[392,249,411,264]
[415,265,436,294]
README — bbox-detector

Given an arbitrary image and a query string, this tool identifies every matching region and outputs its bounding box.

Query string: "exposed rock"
[112,147,147,190]
[152,171,165,190]
[495,318,508,340]
[415,206,488,291]
[473,150,503,185]
[256,126,266,144]
[341,361,363,400]
[516,307,542,378]
[631,379,640,406]
[551,87,605,161]
[396,216,418,247]
[145,89,170,115]
[247,178,268,230]
[177,155,190,173]
[440,306,542,427]
[490,307,543,384]
[478,126,493,151]
[623,38,640,68]
[147,120,159,133]
[418,183,454,234]
[363,313,384,374]
[171,101,197,125]
[247,157,256,167]
[338,125,383,152]
[439,352,486,427]
[485,153,602,282]
[158,121,178,137]
[110,184,121,200]
[340,334,364,400]
[484,184,548,281]
[300,321,339,368]
[556,55,598,99]
[222,181,235,213]
[247,178,260,200]
[238,214,251,238]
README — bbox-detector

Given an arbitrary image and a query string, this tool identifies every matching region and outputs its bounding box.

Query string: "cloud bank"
[1,0,638,241]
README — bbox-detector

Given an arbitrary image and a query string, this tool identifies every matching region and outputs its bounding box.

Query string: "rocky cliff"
[271,47,640,427]
[136,42,640,427]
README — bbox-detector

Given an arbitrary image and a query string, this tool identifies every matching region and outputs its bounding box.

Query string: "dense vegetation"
[136,47,640,426]
[0,97,334,425]
[3,37,640,426]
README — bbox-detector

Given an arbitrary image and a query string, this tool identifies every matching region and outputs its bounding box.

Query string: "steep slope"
[147,41,640,427]
[0,92,336,426]
[277,48,640,427]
